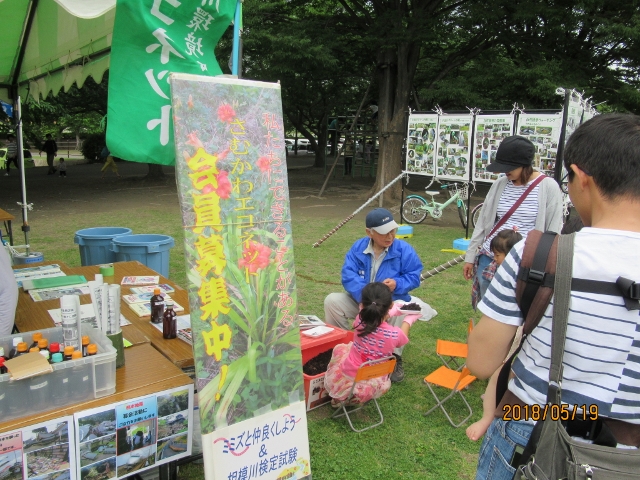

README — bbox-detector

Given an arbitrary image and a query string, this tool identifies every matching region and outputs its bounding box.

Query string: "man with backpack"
[467,114,640,480]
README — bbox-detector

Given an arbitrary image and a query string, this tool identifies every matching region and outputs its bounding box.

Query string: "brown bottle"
[163,301,177,339]
[30,332,43,349]
[81,336,90,357]
[14,342,28,358]
[38,339,49,356]
[29,347,40,353]
[63,346,75,361]
[150,288,165,324]
[71,351,83,360]
[86,344,98,356]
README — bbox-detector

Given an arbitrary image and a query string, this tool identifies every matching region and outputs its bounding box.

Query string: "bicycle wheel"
[457,199,468,229]
[402,197,428,224]
[471,203,483,228]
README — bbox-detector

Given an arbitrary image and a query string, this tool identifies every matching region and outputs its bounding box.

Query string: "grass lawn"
[25,196,483,480]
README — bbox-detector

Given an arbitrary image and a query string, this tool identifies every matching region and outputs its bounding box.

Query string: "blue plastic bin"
[74,227,132,266]
[111,234,175,278]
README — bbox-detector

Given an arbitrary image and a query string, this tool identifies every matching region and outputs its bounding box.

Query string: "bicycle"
[402,183,470,228]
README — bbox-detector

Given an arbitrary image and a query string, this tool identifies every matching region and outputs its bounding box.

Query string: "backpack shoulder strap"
[516,230,559,334]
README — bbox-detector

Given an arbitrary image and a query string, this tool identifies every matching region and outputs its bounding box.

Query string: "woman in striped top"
[463,136,563,301]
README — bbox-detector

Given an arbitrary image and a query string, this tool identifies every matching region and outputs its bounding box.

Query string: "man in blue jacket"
[324,208,423,382]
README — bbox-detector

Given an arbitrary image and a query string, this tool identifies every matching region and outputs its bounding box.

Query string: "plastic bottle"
[72,351,83,360]
[30,332,43,349]
[150,288,165,324]
[0,357,7,374]
[51,352,64,364]
[14,342,28,358]
[0,347,7,361]
[8,337,23,359]
[38,339,49,356]
[29,347,40,353]
[163,301,177,339]
[81,335,90,357]
[86,344,98,356]
[61,295,81,349]
[40,350,50,362]
[63,346,75,361]
[70,351,91,400]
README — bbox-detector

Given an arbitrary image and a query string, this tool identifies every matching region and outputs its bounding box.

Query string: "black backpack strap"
[518,232,557,323]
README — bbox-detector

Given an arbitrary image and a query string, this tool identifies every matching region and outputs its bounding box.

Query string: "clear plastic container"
[0,325,117,423]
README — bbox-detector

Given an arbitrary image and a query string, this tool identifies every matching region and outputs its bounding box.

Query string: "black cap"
[486,136,535,173]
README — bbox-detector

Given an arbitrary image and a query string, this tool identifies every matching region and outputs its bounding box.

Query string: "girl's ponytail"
[357,282,393,337]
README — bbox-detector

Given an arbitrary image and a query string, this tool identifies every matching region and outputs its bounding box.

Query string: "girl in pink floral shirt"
[325,282,410,406]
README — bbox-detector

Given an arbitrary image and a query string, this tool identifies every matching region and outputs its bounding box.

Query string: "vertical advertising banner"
[107,0,235,165]
[169,74,310,480]
[435,115,473,182]
[405,114,438,176]
[472,114,515,183]
[516,113,563,178]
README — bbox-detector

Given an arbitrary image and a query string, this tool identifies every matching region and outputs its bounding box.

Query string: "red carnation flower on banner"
[186,132,204,149]
[239,241,272,273]
[217,104,236,123]
[215,170,232,199]
[257,156,271,172]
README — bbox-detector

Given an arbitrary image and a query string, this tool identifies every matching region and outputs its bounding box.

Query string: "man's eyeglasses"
[560,165,592,194]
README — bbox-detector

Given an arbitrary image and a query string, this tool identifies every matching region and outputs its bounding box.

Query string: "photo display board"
[73,385,194,480]
[436,115,473,182]
[516,113,563,178]
[0,416,77,480]
[405,114,438,175]
[472,114,515,183]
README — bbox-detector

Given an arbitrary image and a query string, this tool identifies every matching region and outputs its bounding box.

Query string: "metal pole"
[555,89,571,184]
[15,97,30,255]
[231,0,242,77]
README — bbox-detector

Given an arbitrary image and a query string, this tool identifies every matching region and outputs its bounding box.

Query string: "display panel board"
[435,115,473,182]
[516,113,563,178]
[472,114,515,183]
[405,114,438,176]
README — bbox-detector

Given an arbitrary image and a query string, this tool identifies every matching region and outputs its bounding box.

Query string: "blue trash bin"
[74,227,133,266]
[111,234,175,278]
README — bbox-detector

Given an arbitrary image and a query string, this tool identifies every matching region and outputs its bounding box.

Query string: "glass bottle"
[9,337,23,359]
[29,347,40,353]
[150,288,165,324]
[40,350,50,362]
[163,301,177,339]
[81,335,90,357]
[63,346,75,361]
[14,342,28,358]
[86,344,98,356]
[30,332,43,349]
[38,339,49,356]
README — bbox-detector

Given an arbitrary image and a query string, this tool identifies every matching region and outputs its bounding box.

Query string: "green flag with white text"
[107,0,235,165]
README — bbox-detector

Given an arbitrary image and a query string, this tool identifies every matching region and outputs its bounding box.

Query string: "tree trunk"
[314,114,328,168]
[146,163,165,178]
[375,42,420,203]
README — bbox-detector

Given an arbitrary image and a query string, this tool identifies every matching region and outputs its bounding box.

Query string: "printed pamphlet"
[120,276,160,286]
[129,284,175,294]
[29,284,90,302]
[298,314,325,330]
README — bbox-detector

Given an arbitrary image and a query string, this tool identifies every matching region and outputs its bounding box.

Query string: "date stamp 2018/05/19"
[502,404,599,422]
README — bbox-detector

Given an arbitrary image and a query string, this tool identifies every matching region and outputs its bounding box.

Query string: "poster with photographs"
[74,385,193,480]
[405,114,438,175]
[435,115,472,182]
[564,92,585,141]
[516,113,563,178]
[472,114,515,182]
[0,417,76,480]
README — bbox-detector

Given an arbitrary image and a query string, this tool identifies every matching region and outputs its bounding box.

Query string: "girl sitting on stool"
[325,282,415,407]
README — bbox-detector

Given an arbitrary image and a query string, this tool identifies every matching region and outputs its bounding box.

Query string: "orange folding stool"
[331,356,396,432]
[436,319,474,370]
[423,366,476,427]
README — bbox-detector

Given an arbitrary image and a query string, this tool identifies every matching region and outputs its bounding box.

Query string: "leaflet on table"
[150,314,192,344]
[73,385,193,480]
[128,284,175,295]
[122,292,177,305]
[48,304,132,328]
[29,285,91,302]
[128,300,184,317]
[13,264,65,288]
[120,276,160,286]
[297,314,325,330]
[0,416,77,480]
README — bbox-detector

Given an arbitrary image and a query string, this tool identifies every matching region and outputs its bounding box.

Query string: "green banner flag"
[107,0,235,165]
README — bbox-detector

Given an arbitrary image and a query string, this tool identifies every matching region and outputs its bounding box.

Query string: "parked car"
[0,147,33,168]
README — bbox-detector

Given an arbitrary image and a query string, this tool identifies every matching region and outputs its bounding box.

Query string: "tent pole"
[231,0,242,77]
[15,97,30,255]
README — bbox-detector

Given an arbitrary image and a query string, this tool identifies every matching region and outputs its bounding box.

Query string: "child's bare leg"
[466,369,499,441]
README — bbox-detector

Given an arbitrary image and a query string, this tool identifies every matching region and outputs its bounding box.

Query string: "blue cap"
[365,208,399,234]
